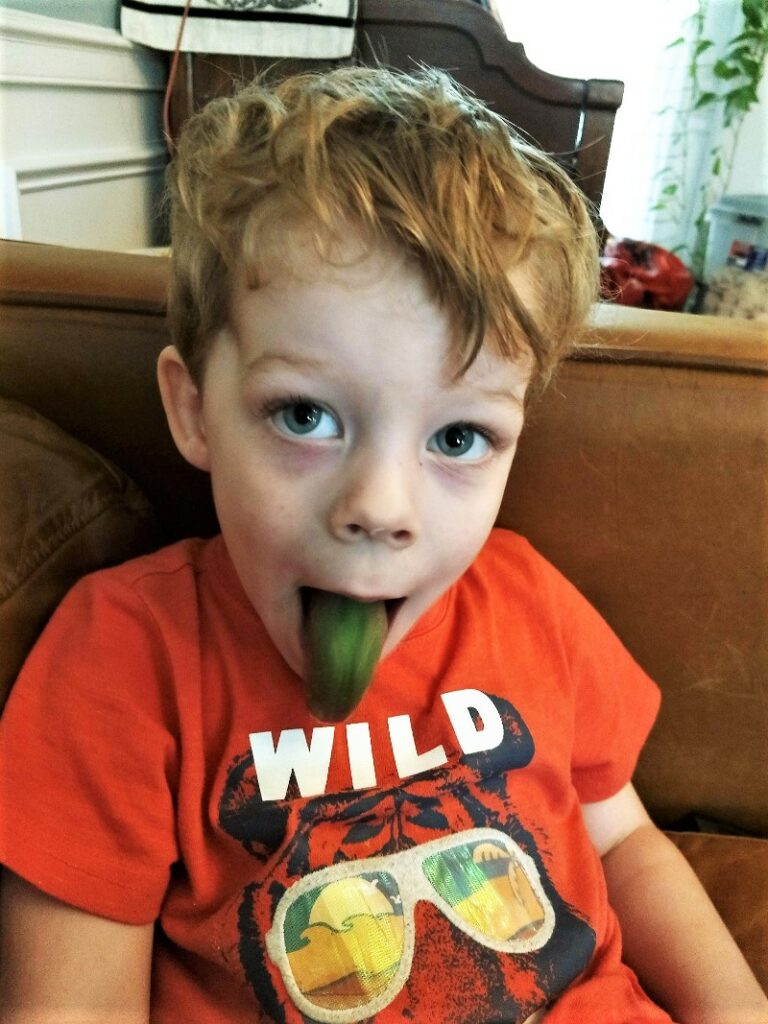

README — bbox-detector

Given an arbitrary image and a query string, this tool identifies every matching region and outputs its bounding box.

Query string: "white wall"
[496,0,767,244]
[728,71,768,197]
[0,7,167,250]
[0,0,119,31]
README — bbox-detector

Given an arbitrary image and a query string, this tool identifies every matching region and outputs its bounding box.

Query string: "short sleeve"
[537,554,661,804]
[0,569,180,924]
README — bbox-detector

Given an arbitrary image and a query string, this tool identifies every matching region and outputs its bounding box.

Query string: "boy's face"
[162,241,531,685]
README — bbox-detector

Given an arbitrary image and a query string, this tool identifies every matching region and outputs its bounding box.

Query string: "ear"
[157,345,211,471]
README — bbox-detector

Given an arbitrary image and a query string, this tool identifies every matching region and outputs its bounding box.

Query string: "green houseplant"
[651,0,767,287]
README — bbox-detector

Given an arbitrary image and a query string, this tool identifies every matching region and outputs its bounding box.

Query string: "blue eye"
[430,424,491,460]
[273,401,340,439]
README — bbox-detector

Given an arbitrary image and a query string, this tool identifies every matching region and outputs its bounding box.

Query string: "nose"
[328,453,419,549]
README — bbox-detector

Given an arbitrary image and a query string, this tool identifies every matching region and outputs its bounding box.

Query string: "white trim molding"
[0,8,168,249]
[0,7,166,92]
[16,148,168,195]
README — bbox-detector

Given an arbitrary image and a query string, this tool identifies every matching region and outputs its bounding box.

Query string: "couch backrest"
[500,311,768,836]
[1,240,767,835]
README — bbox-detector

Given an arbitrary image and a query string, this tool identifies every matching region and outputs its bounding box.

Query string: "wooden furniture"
[167,0,624,209]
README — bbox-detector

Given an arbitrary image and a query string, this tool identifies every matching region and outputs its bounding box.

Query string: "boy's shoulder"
[95,535,209,579]
[36,535,234,660]
[470,527,584,610]
[474,527,555,580]
[76,534,224,601]
[481,526,536,559]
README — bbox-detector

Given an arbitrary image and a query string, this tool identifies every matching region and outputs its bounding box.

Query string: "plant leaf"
[742,0,764,30]
[725,84,759,108]
[739,57,761,77]
[713,59,742,79]
[694,91,718,108]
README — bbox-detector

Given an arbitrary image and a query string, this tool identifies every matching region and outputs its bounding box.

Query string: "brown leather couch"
[1,239,766,991]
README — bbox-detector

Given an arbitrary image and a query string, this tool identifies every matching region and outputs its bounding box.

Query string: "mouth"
[299,588,405,722]
[300,588,405,626]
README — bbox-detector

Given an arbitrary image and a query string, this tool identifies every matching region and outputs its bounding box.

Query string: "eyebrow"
[241,350,526,410]
[477,387,525,406]
[453,383,527,413]
[242,351,327,378]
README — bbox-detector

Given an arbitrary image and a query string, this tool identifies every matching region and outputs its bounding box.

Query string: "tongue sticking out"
[303,589,388,723]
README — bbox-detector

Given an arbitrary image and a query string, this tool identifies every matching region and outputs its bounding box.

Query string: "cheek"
[209,452,325,576]
[429,461,512,524]
[426,496,494,565]
[208,446,285,535]
[218,479,298,538]
[448,512,497,564]
[427,469,511,562]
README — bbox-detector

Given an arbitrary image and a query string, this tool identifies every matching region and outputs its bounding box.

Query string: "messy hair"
[168,65,599,388]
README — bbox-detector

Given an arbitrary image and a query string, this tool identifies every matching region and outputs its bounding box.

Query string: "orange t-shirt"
[0,530,672,1023]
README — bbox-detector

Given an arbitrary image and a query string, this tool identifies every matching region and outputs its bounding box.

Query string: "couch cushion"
[0,399,160,710]
[668,831,768,993]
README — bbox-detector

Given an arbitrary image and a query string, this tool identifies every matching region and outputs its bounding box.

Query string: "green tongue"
[304,590,388,722]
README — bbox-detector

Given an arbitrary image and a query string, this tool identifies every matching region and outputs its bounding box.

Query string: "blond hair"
[168,66,599,388]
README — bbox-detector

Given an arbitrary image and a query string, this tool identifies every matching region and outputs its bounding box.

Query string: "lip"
[300,586,405,626]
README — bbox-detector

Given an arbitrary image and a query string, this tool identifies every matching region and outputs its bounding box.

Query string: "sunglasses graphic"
[265,827,555,1023]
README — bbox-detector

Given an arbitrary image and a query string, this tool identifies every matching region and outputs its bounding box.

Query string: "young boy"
[0,67,765,1024]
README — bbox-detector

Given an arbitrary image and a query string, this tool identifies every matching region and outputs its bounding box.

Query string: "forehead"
[228,226,533,388]
[238,220,409,298]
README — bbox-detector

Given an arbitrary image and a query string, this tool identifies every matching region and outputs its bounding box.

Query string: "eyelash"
[430,421,506,463]
[258,396,505,453]
[259,393,322,418]
[460,422,503,450]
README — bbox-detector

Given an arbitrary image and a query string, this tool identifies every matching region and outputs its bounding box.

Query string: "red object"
[600,237,694,311]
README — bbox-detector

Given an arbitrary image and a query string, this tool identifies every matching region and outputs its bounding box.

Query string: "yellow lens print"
[422,839,547,943]
[266,829,554,1023]
[282,871,405,1013]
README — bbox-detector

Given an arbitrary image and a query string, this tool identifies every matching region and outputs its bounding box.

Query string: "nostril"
[335,521,414,545]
